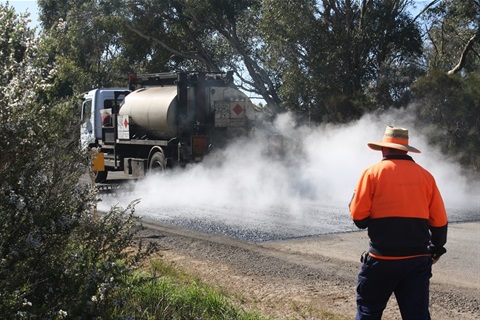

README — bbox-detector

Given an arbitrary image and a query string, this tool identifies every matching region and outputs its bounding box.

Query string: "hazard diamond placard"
[214,101,246,127]
[117,115,130,139]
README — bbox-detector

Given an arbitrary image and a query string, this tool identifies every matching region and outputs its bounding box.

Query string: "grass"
[107,258,268,320]
[104,257,349,320]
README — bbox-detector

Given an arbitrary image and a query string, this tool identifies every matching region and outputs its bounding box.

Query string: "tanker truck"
[80,71,257,182]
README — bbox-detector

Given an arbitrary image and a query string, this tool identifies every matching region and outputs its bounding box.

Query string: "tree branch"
[217,28,282,112]
[412,0,441,24]
[448,33,478,75]
[124,22,218,70]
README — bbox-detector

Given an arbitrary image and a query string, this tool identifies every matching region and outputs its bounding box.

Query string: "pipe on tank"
[177,72,188,135]
[195,72,207,132]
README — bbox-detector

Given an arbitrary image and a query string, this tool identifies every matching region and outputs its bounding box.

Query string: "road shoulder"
[140,221,480,319]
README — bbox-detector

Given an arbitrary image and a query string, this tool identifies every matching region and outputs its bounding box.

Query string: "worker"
[349,126,448,320]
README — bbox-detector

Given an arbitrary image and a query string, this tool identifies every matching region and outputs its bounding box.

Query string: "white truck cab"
[80,88,129,149]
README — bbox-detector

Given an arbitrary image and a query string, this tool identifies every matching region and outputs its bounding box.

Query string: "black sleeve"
[353,217,370,229]
[429,223,448,258]
[430,223,448,247]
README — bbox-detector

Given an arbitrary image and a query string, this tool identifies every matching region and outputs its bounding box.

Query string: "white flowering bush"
[0,4,156,319]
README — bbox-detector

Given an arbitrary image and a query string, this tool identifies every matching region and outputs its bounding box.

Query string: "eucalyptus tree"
[118,0,282,112]
[261,0,423,123]
[420,0,479,74]
[37,0,282,113]
[38,0,130,92]
[411,0,479,173]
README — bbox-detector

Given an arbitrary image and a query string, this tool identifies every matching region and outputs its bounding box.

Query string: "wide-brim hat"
[368,126,421,153]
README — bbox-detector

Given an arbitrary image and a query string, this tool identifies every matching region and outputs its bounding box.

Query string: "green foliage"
[412,69,480,173]
[107,259,268,320]
[38,0,130,93]
[423,0,479,73]
[116,0,264,73]
[261,0,423,122]
[0,5,156,318]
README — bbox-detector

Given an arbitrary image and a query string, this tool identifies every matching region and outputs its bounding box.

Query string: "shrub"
[0,5,155,318]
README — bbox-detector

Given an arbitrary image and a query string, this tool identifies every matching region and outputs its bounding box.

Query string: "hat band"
[383,137,408,145]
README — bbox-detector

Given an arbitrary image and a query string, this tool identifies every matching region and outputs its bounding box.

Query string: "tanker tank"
[119,86,178,140]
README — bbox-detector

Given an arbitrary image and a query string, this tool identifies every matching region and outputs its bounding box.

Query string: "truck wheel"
[94,170,108,183]
[149,152,166,173]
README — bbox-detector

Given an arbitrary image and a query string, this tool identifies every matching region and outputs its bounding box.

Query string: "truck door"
[80,97,94,149]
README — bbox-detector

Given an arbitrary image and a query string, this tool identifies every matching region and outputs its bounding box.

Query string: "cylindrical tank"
[119,86,178,139]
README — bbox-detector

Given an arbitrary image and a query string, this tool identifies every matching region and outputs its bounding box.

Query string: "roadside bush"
[0,5,155,319]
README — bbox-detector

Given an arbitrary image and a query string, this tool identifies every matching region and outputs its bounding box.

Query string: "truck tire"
[94,170,108,183]
[149,152,166,173]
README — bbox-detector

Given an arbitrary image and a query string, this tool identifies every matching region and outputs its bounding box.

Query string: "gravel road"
[138,220,480,320]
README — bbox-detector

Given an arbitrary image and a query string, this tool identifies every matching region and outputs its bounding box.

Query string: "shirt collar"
[382,154,415,162]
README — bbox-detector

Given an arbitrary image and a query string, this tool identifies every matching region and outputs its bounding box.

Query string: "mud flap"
[92,151,105,172]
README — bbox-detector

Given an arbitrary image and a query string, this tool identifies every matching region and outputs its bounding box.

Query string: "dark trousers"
[356,255,432,320]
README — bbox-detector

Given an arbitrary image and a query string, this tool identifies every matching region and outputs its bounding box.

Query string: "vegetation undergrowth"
[106,258,268,320]
[105,256,350,320]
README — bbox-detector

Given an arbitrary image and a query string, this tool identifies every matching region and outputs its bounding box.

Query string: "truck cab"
[80,88,129,149]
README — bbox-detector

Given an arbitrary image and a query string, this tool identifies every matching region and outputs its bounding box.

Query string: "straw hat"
[368,126,421,153]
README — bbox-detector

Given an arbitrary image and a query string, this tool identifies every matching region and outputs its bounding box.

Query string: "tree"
[118,0,283,112]
[421,0,479,75]
[37,0,282,112]
[411,0,480,173]
[412,70,480,173]
[38,0,130,93]
[0,4,154,318]
[261,0,424,123]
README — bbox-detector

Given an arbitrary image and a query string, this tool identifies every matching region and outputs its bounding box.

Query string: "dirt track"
[139,221,480,320]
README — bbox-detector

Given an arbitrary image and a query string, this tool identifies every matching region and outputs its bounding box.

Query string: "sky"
[2,0,39,27]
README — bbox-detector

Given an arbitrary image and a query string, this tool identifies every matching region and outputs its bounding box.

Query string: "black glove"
[428,245,447,260]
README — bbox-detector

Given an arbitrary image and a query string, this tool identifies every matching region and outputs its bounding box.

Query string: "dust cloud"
[99,108,479,218]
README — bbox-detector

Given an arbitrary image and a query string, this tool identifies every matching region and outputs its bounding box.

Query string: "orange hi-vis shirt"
[349,155,448,258]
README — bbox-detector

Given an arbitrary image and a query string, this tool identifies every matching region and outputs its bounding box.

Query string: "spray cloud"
[99,107,479,223]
